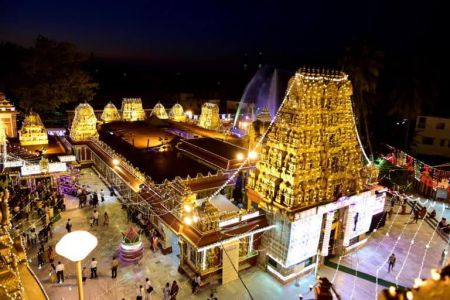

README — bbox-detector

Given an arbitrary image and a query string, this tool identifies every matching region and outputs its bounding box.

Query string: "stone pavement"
[25,168,398,300]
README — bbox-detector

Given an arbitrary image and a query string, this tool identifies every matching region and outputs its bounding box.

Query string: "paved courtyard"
[24,169,448,300]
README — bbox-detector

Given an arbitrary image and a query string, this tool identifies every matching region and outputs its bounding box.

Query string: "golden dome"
[101,101,121,123]
[151,102,168,119]
[70,102,98,141]
[169,103,185,122]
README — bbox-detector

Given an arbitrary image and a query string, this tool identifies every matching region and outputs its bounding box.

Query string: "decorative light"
[413,278,423,288]
[112,159,120,166]
[184,216,193,225]
[185,110,193,119]
[431,269,441,281]
[406,291,413,300]
[56,231,98,262]
[248,150,258,160]
[193,215,199,223]
[236,152,244,161]
[183,204,192,213]
[388,286,396,297]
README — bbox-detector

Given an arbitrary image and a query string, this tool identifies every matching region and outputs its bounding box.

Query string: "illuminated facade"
[247,68,382,282]
[0,92,18,138]
[70,103,99,141]
[169,103,186,122]
[150,102,169,119]
[100,102,121,123]
[198,102,221,130]
[18,111,48,146]
[121,98,146,121]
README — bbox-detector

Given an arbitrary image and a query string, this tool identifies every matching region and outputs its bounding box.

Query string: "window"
[436,123,446,130]
[441,139,446,147]
[418,117,426,129]
[422,137,434,145]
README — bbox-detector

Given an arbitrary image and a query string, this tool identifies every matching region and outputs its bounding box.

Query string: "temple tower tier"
[121,98,146,121]
[70,102,99,141]
[151,102,169,119]
[198,102,221,130]
[169,103,186,122]
[19,111,49,146]
[100,101,121,123]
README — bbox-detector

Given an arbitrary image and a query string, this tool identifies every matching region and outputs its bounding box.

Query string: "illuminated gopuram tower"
[100,101,121,123]
[150,102,169,119]
[247,68,375,282]
[70,103,99,141]
[198,102,221,130]
[121,98,146,121]
[169,103,186,122]
[18,111,49,146]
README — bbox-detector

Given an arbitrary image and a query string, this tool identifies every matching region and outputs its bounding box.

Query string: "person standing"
[47,245,55,264]
[170,280,179,300]
[56,261,65,284]
[152,235,158,253]
[413,210,420,224]
[103,211,110,226]
[37,248,44,269]
[65,218,72,232]
[111,256,119,278]
[388,254,396,272]
[90,257,98,278]
[100,189,105,202]
[162,282,171,300]
[136,285,144,300]
[93,210,99,226]
[145,278,153,299]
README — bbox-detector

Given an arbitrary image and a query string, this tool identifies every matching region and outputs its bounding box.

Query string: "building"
[18,111,48,146]
[0,92,18,138]
[413,116,450,158]
[100,102,121,123]
[169,103,186,122]
[247,68,383,282]
[69,103,98,141]
[150,102,169,119]
[198,102,222,131]
[121,98,146,122]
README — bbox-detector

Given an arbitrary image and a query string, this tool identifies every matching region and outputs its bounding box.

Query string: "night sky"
[1,0,445,69]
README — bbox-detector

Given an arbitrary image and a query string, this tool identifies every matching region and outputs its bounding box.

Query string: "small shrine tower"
[70,103,99,141]
[100,101,121,123]
[198,102,221,130]
[0,92,18,138]
[150,102,169,119]
[121,98,146,121]
[169,103,186,122]
[19,111,49,146]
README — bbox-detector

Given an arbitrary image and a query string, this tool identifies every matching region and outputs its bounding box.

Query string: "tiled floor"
[25,169,447,300]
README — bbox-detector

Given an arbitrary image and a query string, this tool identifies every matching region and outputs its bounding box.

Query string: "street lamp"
[112,158,120,166]
[55,231,98,300]
[236,152,245,161]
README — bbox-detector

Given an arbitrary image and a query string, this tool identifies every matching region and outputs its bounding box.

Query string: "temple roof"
[256,106,272,123]
[22,111,45,128]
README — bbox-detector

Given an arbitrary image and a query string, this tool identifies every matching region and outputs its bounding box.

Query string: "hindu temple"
[100,102,121,123]
[198,102,221,130]
[69,103,98,141]
[18,111,48,146]
[0,92,18,138]
[121,98,146,121]
[169,103,186,122]
[150,102,169,119]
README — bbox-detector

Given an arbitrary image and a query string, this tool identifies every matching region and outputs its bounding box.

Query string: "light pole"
[55,231,98,300]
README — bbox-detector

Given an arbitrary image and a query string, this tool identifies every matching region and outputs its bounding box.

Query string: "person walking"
[136,285,144,300]
[103,211,110,226]
[82,266,87,282]
[388,254,396,272]
[152,235,159,253]
[37,248,44,269]
[145,278,153,299]
[56,261,65,284]
[90,257,98,278]
[93,210,99,226]
[162,282,171,300]
[47,245,55,264]
[111,256,119,278]
[413,210,420,224]
[65,218,72,232]
[170,280,179,300]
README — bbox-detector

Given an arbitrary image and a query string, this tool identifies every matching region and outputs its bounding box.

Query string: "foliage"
[0,36,98,112]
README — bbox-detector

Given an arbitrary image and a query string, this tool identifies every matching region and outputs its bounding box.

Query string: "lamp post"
[55,231,98,300]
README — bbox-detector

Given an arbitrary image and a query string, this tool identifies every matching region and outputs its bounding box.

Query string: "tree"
[0,36,98,112]
[341,44,383,159]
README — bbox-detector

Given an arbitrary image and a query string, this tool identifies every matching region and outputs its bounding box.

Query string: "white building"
[413,116,450,158]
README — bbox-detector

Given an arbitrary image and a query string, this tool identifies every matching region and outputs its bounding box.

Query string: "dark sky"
[0,0,445,69]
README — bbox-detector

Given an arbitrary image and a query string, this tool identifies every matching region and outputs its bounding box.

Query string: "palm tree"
[341,44,384,159]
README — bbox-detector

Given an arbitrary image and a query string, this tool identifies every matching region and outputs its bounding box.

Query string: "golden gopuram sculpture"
[0,190,28,299]
[248,68,368,215]
[121,98,146,121]
[169,103,186,122]
[18,111,48,146]
[198,102,222,130]
[70,103,99,141]
[150,102,169,119]
[100,101,121,123]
